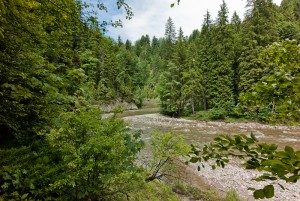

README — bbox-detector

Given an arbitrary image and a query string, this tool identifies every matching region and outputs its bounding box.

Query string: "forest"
[0,0,300,200]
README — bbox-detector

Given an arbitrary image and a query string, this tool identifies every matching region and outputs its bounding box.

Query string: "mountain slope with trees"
[136,0,300,124]
[0,0,299,200]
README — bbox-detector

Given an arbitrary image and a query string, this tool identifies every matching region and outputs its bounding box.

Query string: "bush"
[0,108,145,201]
[172,181,241,201]
[129,180,179,201]
[133,87,146,108]
[244,106,273,122]
[209,107,227,120]
[209,101,236,120]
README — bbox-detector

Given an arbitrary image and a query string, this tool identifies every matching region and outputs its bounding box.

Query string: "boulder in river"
[99,99,138,113]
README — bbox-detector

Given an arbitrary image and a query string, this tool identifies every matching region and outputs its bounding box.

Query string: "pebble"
[190,160,300,201]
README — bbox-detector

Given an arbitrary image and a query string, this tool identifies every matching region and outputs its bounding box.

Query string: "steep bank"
[99,99,138,113]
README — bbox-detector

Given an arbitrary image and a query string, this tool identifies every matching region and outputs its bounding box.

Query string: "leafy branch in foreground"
[187,133,300,199]
[145,132,190,182]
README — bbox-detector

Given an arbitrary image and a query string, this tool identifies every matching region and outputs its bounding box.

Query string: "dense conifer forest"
[0,0,300,200]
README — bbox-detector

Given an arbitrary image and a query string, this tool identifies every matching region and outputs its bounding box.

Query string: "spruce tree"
[230,11,242,103]
[207,0,235,108]
[238,0,279,94]
[278,0,300,41]
[164,17,177,44]
[161,17,177,60]
[182,42,203,114]
[217,0,229,26]
[197,10,213,110]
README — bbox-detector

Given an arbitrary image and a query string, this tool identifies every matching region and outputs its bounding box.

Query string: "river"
[120,102,300,201]
[121,103,300,149]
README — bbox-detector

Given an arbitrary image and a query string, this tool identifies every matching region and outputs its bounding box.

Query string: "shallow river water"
[120,105,300,201]
[122,109,300,149]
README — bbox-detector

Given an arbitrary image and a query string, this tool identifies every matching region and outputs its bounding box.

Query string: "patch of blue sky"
[82,0,128,39]
[81,0,283,42]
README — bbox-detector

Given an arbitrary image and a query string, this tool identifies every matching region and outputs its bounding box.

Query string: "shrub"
[0,108,145,201]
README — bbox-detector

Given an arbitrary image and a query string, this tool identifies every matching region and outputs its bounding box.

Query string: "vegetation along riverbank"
[1,0,300,200]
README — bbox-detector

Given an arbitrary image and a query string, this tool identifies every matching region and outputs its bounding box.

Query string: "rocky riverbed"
[123,113,300,201]
[189,160,300,201]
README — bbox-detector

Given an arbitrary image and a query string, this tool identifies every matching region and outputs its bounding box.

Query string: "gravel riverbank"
[123,113,300,201]
[189,159,300,201]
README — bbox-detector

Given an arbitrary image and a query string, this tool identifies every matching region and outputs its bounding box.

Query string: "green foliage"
[237,0,280,95]
[146,132,190,182]
[133,87,146,108]
[172,181,241,201]
[241,40,300,124]
[0,144,62,200]
[209,107,227,120]
[0,0,142,146]
[128,180,179,201]
[157,62,183,116]
[0,109,145,200]
[2,0,300,199]
[0,0,80,145]
[225,189,241,201]
[209,101,236,120]
[188,133,300,199]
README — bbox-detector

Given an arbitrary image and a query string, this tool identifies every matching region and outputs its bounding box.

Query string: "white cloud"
[105,0,282,42]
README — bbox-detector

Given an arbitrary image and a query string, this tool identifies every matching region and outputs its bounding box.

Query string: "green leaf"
[190,157,199,163]
[235,135,241,144]
[170,3,175,7]
[276,151,289,158]
[253,174,277,181]
[269,144,278,151]
[250,133,258,142]
[263,185,274,198]
[287,175,299,183]
[285,146,295,158]
[21,193,28,200]
[254,189,265,199]
[220,161,225,168]
[278,183,285,190]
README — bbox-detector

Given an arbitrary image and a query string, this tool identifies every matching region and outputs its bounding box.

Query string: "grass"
[124,179,242,201]
[128,180,180,201]
[172,181,242,201]
[225,189,241,201]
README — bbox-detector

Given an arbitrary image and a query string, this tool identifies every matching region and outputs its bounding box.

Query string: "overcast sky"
[87,0,282,42]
